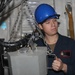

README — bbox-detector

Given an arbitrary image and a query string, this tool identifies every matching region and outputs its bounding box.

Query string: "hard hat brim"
[38,14,60,24]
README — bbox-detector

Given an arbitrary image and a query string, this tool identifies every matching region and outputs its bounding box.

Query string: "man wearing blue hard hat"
[34,3,75,75]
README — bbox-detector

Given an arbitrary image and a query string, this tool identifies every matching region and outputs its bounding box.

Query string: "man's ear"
[38,24,43,30]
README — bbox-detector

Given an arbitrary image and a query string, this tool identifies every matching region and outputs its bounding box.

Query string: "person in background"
[34,3,75,75]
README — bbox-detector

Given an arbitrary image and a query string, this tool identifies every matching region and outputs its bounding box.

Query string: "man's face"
[38,18,58,36]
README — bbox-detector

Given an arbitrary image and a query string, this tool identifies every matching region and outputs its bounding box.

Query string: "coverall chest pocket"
[60,50,71,64]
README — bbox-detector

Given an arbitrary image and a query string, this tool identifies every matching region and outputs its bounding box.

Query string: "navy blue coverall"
[35,33,75,75]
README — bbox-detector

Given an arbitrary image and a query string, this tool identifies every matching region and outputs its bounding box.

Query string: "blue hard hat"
[34,3,60,24]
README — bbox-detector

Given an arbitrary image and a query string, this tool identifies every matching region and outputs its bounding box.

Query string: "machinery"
[7,47,47,75]
[0,0,52,75]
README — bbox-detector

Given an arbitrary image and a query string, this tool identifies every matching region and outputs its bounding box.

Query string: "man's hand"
[52,57,67,73]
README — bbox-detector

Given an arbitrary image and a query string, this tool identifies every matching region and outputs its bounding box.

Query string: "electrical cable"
[0,0,12,13]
